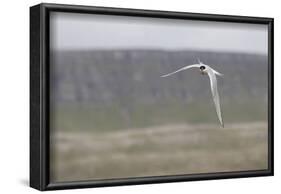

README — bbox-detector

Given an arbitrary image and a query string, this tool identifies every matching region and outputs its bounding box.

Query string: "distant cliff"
[50,50,268,106]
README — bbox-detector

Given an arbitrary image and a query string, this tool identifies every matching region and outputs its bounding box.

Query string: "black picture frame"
[30,3,274,191]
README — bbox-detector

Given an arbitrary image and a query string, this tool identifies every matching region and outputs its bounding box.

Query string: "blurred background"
[49,12,268,182]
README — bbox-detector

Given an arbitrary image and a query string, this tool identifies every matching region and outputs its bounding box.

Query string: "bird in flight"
[161,59,224,127]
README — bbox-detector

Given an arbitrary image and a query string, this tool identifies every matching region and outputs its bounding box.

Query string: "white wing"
[206,68,224,127]
[212,69,224,77]
[161,64,200,77]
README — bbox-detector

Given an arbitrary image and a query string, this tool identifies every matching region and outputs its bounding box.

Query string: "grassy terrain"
[50,121,268,182]
[50,101,267,133]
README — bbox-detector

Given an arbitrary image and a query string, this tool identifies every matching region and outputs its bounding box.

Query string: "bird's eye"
[200,66,205,70]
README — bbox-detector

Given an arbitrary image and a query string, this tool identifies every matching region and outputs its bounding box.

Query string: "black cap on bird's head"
[200,65,207,75]
[200,66,206,70]
[198,58,207,74]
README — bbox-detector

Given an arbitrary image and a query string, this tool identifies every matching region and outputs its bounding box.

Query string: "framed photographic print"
[30,3,274,191]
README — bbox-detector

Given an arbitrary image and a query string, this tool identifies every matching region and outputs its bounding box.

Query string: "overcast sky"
[50,12,268,54]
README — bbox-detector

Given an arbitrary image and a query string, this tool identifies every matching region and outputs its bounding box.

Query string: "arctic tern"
[161,59,224,127]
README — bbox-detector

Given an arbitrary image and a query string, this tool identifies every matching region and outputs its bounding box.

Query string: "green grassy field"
[50,101,267,133]
[49,100,268,182]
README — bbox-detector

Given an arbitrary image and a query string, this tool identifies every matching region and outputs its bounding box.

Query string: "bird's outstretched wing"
[161,64,200,77]
[206,68,224,127]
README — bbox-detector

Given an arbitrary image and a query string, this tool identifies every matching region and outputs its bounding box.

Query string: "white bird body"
[161,61,224,127]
